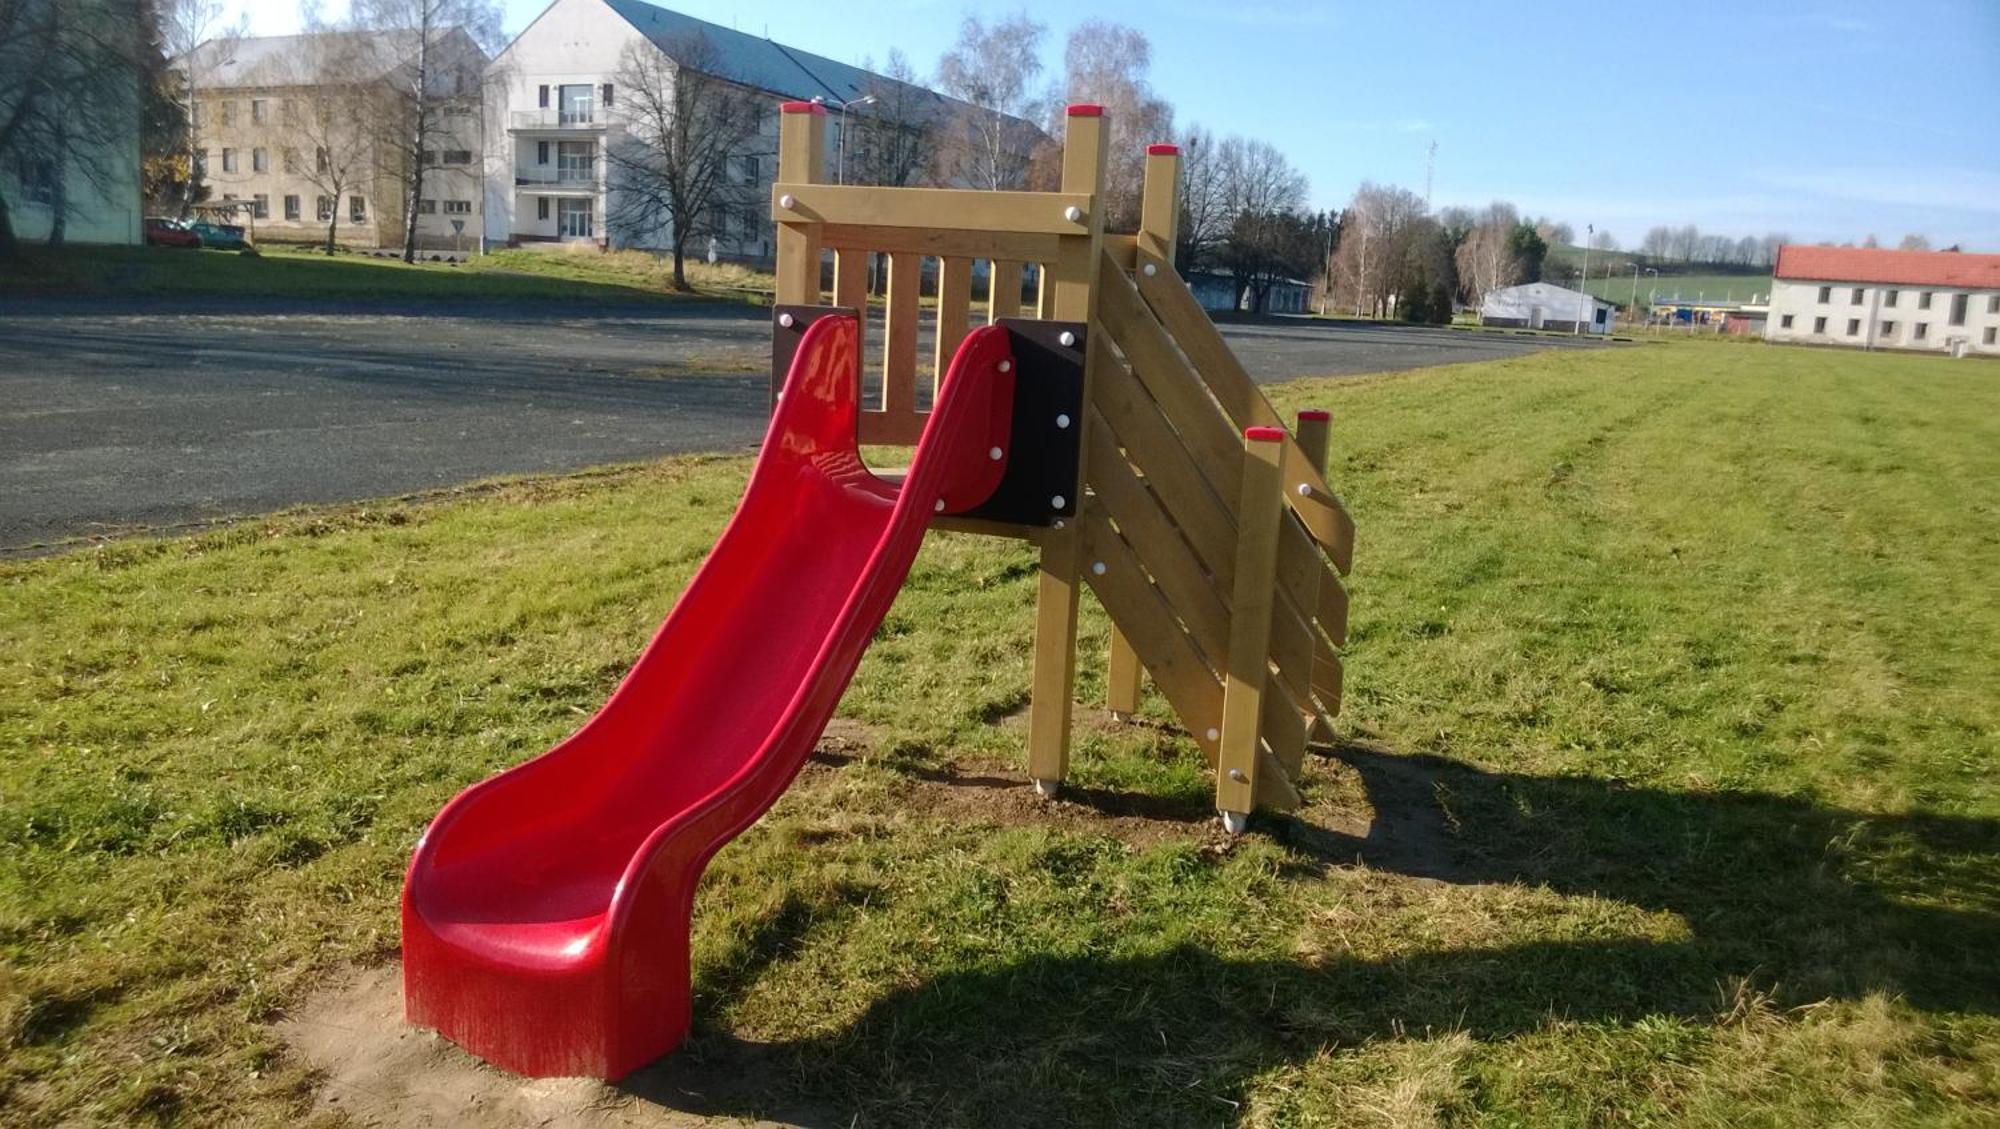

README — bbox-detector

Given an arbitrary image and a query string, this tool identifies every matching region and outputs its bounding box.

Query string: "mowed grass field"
[2,340,1995,1125]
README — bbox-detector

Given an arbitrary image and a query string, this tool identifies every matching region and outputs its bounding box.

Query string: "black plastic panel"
[962,319,1086,527]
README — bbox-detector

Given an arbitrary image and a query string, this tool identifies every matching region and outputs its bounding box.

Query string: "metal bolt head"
[778,312,795,328]
[1051,518,1066,530]
[1297,483,1312,497]
[1055,413,1071,429]
[1143,263,1157,277]
[989,446,1004,461]
[1063,205,1084,223]
[1058,330,1077,347]
[933,498,946,512]
[1090,561,1106,576]
[779,193,796,210]
[1051,494,1067,509]
[1205,727,1220,742]
[997,359,1012,373]
[1228,768,1247,782]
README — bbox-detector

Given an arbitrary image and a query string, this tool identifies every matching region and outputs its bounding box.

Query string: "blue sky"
[227,0,2000,249]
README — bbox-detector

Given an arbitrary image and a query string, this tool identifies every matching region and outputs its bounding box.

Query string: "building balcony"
[515,170,600,193]
[509,109,606,131]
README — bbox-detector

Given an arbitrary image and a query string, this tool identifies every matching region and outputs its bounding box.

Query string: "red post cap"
[780,100,826,115]
[1066,103,1105,117]
[1245,426,1287,443]
[1297,409,1331,422]
[1146,143,1181,156]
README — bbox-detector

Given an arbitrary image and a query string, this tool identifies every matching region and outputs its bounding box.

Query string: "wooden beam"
[773,103,826,307]
[1026,104,1110,793]
[832,247,868,315]
[822,224,1062,266]
[1217,428,1286,819]
[988,259,1023,323]
[775,183,1093,236]
[1293,409,1343,734]
[883,250,919,417]
[857,409,926,446]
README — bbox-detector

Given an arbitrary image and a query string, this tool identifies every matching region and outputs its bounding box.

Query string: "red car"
[144,217,201,248]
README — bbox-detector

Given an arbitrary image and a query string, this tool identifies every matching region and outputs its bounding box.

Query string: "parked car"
[188,221,255,253]
[144,216,201,248]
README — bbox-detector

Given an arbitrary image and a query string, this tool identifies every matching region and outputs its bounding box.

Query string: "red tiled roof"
[1774,245,2000,288]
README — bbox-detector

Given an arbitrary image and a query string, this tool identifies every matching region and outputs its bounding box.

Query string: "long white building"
[484,0,1035,257]
[1764,245,2000,356]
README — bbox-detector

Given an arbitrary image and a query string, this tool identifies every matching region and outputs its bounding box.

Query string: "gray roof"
[600,0,1038,138]
[180,28,486,93]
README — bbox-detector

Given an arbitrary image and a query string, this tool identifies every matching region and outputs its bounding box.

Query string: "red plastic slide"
[402,313,1017,1080]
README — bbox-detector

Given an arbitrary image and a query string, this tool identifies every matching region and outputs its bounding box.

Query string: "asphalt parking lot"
[0,296,1611,550]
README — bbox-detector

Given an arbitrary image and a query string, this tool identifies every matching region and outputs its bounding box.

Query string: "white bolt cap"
[1143,263,1158,276]
[1051,495,1066,509]
[934,498,946,512]
[778,312,795,328]
[1228,768,1248,782]
[1205,727,1220,741]
[1051,518,1066,530]
[1064,205,1084,223]
[1055,413,1071,429]
[997,359,1012,373]
[779,193,796,209]
[1058,330,1078,347]
[1090,561,1106,576]
[989,446,1004,460]
[1297,483,1312,497]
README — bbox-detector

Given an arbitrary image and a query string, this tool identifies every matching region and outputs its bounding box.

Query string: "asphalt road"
[0,296,1610,550]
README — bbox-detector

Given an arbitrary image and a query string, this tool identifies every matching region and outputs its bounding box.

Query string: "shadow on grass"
[624,742,2000,1126]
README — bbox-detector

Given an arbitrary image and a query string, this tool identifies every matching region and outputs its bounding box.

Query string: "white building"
[1764,245,2000,356]
[1480,281,1617,334]
[484,0,1035,256]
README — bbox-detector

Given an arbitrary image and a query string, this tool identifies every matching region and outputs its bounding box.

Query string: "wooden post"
[935,256,973,385]
[1106,142,1186,719]
[988,260,1022,322]
[1026,104,1109,795]
[774,101,826,306]
[1293,408,1338,742]
[1217,426,1286,829]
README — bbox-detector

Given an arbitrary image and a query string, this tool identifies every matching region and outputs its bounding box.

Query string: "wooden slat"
[1217,432,1286,816]
[934,256,972,387]
[822,224,1062,266]
[931,514,1043,543]
[857,409,926,446]
[1079,515,1301,811]
[988,259,1022,322]
[883,250,919,416]
[1105,233,1137,272]
[832,247,868,314]
[1133,247,1356,572]
[775,183,1093,236]
[1292,409,1343,735]
[1099,257,1244,495]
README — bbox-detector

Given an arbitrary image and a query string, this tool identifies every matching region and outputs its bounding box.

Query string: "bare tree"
[281,26,375,254]
[1331,182,1425,317]
[1898,233,1931,252]
[157,0,242,217]
[934,13,1043,190]
[1173,124,1232,270]
[350,0,495,261]
[602,34,758,288]
[0,0,145,252]
[1454,201,1523,309]
[1052,19,1172,229]
[1590,228,1617,252]
[849,49,932,188]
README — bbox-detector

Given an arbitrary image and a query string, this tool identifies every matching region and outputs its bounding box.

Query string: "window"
[284,194,300,221]
[1914,322,1929,340]
[193,102,205,129]
[1948,293,1968,326]
[350,195,367,223]
[252,194,269,219]
[559,83,594,125]
[1989,295,1999,314]
[1880,320,1897,338]
[1847,318,1860,336]
[601,82,614,107]
[1817,286,1831,303]
[1851,287,1864,304]
[557,197,593,239]
[316,195,333,221]
[219,100,234,126]
[282,99,298,126]
[421,149,437,167]
[444,102,472,117]
[252,147,268,173]
[1813,316,1827,334]
[1919,291,1932,309]
[536,140,549,165]
[1780,314,1794,329]
[557,140,594,181]
[443,149,471,166]
[1885,289,1899,308]
[252,98,267,124]
[1986,327,1997,346]
[739,154,758,184]
[417,198,437,215]
[316,147,329,173]
[283,148,300,174]
[536,197,549,221]
[444,199,472,215]
[221,147,237,172]
[537,84,549,108]
[21,159,54,204]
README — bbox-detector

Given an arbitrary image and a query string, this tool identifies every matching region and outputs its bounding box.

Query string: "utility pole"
[1577,223,1593,334]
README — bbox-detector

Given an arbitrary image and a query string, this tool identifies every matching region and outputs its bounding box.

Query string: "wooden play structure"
[769,101,1355,825]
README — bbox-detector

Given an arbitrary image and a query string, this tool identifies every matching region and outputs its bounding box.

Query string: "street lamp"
[814,94,878,185]
[1576,223,1593,335]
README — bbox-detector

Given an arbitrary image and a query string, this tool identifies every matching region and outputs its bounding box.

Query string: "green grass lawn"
[2,341,1995,1125]
[0,244,774,304]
